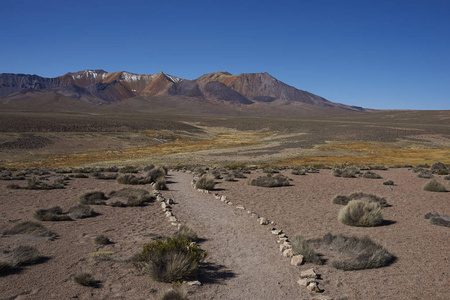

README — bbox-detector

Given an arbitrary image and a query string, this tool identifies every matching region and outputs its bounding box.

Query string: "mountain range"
[0,70,366,115]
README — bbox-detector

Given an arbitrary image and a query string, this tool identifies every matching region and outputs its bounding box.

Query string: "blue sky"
[1,0,449,110]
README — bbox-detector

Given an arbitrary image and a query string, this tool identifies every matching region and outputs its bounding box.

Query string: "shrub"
[361,172,382,179]
[338,200,383,227]
[425,213,450,227]
[333,166,359,178]
[248,174,291,188]
[108,188,153,206]
[154,178,168,190]
[3,221,57,239]
[6,184,21,189]
[418,170,433,179]
[94,172,118,180]
[291,235,323,265]
[423,179,447,192]
[26,177,65,190]
[147,166,167,182]
[79,191,107,205]
[0,260,15,275]
[119,166,139,173]
[417,163,430,168]
[291,168,306,175]
[8,246,43,265]
[369,165,389,170]
[34,206,72,221]
[195,174,216,190]
[117,174,152,185]
[174,225,198,242]
[444,175,450,180]
[431,162,447,174]
[160,288,187,300]
[311,233,395,270]
[134,236,207,283]
[74,272,98,287]
[383,180,395,185]
[68,205,95,219]
[94,235,112,245]
[332,192,388,207]
[436,169,449,175]
[71,173,89,178]
[223,173,235,181]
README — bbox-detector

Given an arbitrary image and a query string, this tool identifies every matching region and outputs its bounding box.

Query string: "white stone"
[168,216,177,222]
[236,205,245,209]
[307,282,321,293]
[297,278,316,287]
[291,255,304,266]
[220,195,227,201]
[272,229,282,235]
[300,268,317,279]
[259,217,269,225]
[282,248,294,257]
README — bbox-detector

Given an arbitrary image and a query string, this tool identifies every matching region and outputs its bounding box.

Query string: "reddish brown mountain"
[0,70,365,114]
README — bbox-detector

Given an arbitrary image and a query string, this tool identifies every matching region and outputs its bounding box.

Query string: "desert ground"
[0,109,449,299]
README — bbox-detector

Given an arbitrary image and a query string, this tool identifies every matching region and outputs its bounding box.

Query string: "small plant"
[79,191,107,205]
[117,174,152,185]
[26,177,65,190]
[134,236,207,283]
[423,179,447,192]
[332,192,388,207]
[338,200,383,227]
[436,169,449,175]
[361,171,382,179]
[223,173,235,181]
[248,174,291,188]
[291,235,323,264]
[34,206,72,221]
[383,180,395,185]
[418,170,433,179]
[431,162,447,174]
[195,174,216,190]
[3,221,57,239]
[146,166,168,182]
[68,205,95,219]
[119,165,139,173]
[94,235,112,245]
[310,233,395,270]
[291,168,306,175]
[7,245,43,266]
[108,188,154,206]
[332,166,360,178]
[154,178,168,190]
[160,288,187,300]
[74,272,98,287]
[71,173,89,178]
[174,225,198,242]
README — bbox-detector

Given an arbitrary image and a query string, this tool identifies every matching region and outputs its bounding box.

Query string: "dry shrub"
[174,225,198,242]
[418,170,433,179]
[332,192,388,207]
[154,178,168,190]
[119,166,139,173]
[223,173,235,181]
[291,235,323,265]
[291,168,306,175]
[423,179,447,192]
[362,171,382,179]
[248,174,291,188]
[108,188,153,206]
[134,236,207,283]
[195,174,216,190]
[94,173,118,180]
[436,169,449,175]
[160,288,187,300]
[3,221,57,239]
[94,235,112,245]
[424,213,450,227]
[383,180,395,185]
[74,272,98,287]
[79,191,107,205]
[369,165,389,170]
[68,205,95,219]
[26,177,65,190]
[0,260,16,275]
[431,162,447,174]
[311,233,395,270]
[332,166,360,178]
[338,200,383,227]
[146,166,167,182]
[34,206,71,221]
[117,174,152,185]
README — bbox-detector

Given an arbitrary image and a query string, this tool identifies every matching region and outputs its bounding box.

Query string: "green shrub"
[174,225,198,242]
[338,200,383,227]
[134,236,207,283]
[436,169,449,175]
[361,172,382,179]
[291,235,323,265]
[195,174,216,190]
[311,233,395,270]
[94,234,112,245]
[423,179,447,192]
[3,221,57,239]
[74,272,98,287]
[34,206,72,221]
[248,174,291,188]
[68,205,95,219]
[79,191,107,205]
[332,192,388,207]
[383,180,395,185]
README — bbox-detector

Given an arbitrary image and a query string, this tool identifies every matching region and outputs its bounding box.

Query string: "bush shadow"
[198,262,236,284]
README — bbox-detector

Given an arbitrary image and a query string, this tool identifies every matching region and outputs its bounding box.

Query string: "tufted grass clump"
[195,174,216,190]
[154,178,168,190]
[134,236,207,283]
[119,165,139,173]
[310,233,396,271]
[34,206,72,221]
[174,225,198,242]
[362,171,382,179]
[248,174,291,188]
[425,213,450,227]
[338,200,383,227]
[423,179,447,192]
[74,272,99,287]
[79,191,107,205]
[108,188,154,207]
[94,234,113,245]
[383,180,395,185]
[291,168,306,175]
[68,205,95,219]
[160,288,188,300]
[291,235,323,265]
[332,192,388,207]
[117,174,152,185]
[332,166,360,178]
[3,221,57,239]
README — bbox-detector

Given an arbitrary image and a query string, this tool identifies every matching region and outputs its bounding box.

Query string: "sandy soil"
[1,168,449,299]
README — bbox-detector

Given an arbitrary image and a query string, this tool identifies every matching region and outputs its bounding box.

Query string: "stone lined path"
[162,172,303,299]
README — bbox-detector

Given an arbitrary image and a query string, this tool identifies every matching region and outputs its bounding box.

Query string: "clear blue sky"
[1,0,449,110]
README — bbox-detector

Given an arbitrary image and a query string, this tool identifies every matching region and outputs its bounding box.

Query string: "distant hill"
[0,70,366,115]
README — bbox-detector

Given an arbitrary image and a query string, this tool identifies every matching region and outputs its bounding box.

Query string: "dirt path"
[162,172,304,299]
